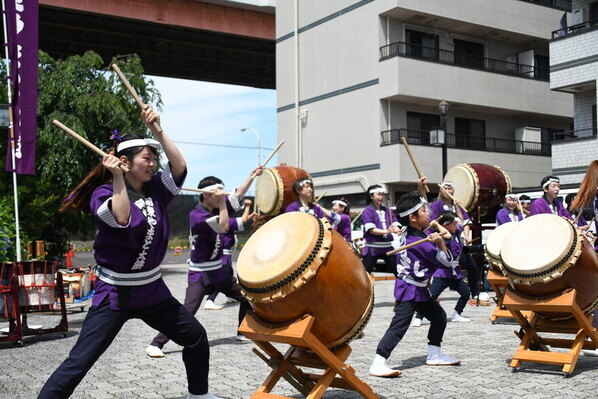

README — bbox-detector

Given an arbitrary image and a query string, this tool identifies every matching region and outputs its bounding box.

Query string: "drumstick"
[53,120,129,173]
[181,187,231,195]
[251,140,285,178]
[437,184,468,214]
[313,191,328,205]
[401,137,429,193]
[111,64,163,133]
[387,237,431,256]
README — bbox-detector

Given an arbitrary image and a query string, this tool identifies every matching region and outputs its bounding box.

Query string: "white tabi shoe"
[203,300,224,310]
[426,345,460,366]
[235,333,251,342]
[478,292,490,301]
[186,393,222,399]
[450,310,470,322]
[582,349,598,357]
[368,354,402,377]
[411,318,422,327]
[225,297,238,304]
[146,345,165,358]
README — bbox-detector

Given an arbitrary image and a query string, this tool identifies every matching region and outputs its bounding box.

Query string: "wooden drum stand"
[501,287,598,376]
[238,311,378,399]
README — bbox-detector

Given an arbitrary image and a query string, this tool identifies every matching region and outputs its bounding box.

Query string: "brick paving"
[1,261,597,399]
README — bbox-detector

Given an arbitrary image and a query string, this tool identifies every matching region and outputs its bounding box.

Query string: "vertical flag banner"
[4,0,38,175]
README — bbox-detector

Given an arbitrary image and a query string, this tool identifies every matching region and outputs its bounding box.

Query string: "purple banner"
[4,0,38,175]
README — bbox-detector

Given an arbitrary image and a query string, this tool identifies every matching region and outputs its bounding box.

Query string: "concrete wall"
[552,137,598,184]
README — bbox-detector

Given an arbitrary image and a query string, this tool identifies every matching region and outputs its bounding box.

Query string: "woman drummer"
[496,193,524,225]
[284,178,340,226]
[360,185,401,275]
[39,107,222,399]
[331,197,352,242]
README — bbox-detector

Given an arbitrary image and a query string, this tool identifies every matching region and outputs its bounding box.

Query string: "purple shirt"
[284,201,341,226]
[429,199,471,223]
[530,195,571,219]
[221,217,244,266]
[334,213,352,242]
[188,195,242,284]
[433,226,464,279]
[496,208,524,225]
[394,227,454,302]
[361,204,399,256]
[91,165,183,310]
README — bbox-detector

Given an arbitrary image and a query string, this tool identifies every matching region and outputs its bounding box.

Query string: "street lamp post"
[438,100,450,178]
[241,127,261,165]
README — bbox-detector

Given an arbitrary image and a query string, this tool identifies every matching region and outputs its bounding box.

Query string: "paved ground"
[1,252,597,398]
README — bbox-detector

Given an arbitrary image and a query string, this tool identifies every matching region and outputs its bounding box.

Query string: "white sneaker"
[203,300,224,310]
[411,318,422,327]
[225,297,238,304]
[478,292,490,301]
[186,393,222,399]
[146,345,165,358]
[582,349,598,357]
[450,311,470,323]
[426,345,460,366]
[368,354,401,377]
[235,334,251,342]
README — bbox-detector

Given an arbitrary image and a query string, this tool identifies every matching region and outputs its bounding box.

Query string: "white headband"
[299,179,312,187]
[505,193,518,199]
[542,178,560,189]
[332,200,347,207]
[117,138,161,153]
[442,217,461,225]
[201,183,224,192]
[519,199,531,204]
[399,197,427,218]
[369,187,386,194]
[440,181,454,188]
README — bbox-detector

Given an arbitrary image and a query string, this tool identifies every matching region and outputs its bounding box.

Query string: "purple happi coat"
[284,201,340,226]
[91,164,183,310]
[429,199,471,224]
[221,217,244,266]
[394,227,454,302]
[334,213,352,242]
[361,204,399,256]
[496,208,524,225]
[530,195,572,219]
[432,225,464,279]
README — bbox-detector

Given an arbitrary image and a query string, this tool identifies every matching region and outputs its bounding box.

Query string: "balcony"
[381,128,551,156]
[380,42,549,81]
[552,127,597,141]
[551,19,598,39]
[518,0,571,12]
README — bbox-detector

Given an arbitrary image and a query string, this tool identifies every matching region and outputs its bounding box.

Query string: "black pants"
[460,253,479,298]
[415,277,470,320]
[206,264,234,302]
[362,252,397,275]
[38,296,209,398]
[376,299,447,359]
[150,275,250,348]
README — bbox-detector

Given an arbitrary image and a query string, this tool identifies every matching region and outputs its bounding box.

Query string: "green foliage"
[0,197,30,261]
[0,51,162,260]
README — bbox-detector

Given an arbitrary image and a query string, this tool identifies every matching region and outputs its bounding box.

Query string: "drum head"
[255,168,281,214]
[500,214,575,279]
[237,212,323,288]
[443,164,476,211]
[485,222,519,259]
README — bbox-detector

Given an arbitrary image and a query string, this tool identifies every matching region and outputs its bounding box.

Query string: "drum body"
[444,163,511,218]
[255,166,311,215]
[484,222,519,274]
[237,212,374,347]
[500,214,598,315]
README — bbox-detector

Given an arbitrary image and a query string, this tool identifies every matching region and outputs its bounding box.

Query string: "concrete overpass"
[38,0,275,88]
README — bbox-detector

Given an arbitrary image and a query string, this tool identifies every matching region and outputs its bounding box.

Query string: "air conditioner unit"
[515,126,541,142]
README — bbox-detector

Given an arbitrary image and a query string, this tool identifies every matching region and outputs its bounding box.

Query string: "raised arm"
[104,154,130,225]
[235,166,264,198]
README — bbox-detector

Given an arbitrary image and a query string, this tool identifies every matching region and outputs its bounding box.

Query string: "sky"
[149,76,277,196]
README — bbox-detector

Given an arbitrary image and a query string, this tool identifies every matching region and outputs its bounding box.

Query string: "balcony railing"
[380,42,549,81]
[381,128,551,156]
[518,0,571,12]
[552,127,597,142]
[551,19,598,39]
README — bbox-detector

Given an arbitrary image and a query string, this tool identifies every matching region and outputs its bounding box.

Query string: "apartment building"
[276,0,574,207]
[550,0,598,185]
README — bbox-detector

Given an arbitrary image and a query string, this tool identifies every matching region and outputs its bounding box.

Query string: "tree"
[0,50,162,260]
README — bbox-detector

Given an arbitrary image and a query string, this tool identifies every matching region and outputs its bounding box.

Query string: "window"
[454,118,485,150]
[406,111,440,144]
[454,39,484,69]
[534,55,549,80]
[405,29,438,60]
[593,104,597,136]
[591,2,598,25]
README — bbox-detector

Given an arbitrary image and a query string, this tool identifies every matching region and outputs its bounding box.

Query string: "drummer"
[331,197,352,242]
[496,193,524,225]
[284,178,340,226]
[518,194,532,217]
[147,167,263,357]
[530,176,572,218]
[361,185,401,275]
[368,192,460,378]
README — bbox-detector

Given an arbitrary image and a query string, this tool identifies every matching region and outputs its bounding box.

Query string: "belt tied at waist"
[401,276,429,287]
[94,264,162,286]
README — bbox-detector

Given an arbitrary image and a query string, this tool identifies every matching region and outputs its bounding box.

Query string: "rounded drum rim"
[255,168,284,215]
[444,164,478,211]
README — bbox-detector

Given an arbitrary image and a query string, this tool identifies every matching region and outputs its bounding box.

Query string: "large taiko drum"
[237,212,374,348]
[484,222,519,274]
[443,163,511,217]
[500,214,598,316]
[255,165,311,215]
